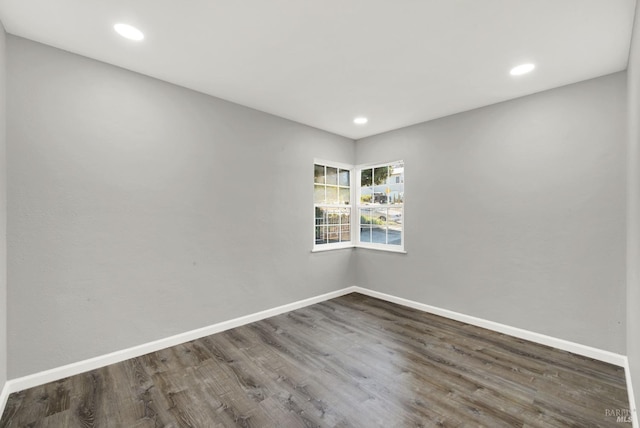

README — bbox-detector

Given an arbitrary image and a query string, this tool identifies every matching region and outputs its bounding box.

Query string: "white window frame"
[312,159,406,253]
[356,160,405,253]
[312,159,355,252]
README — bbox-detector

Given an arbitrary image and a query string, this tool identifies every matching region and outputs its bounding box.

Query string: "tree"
[361,166,390,187]
[374,166,389,185]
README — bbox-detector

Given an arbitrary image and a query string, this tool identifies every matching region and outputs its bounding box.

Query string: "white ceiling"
[0,0,636,139]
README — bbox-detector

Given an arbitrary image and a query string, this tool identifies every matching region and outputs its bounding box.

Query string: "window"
[313,160,404,252]
[358,161,404,249]
[314,162,352,249]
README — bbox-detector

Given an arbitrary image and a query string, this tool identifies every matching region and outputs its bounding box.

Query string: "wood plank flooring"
[0,293,631,427]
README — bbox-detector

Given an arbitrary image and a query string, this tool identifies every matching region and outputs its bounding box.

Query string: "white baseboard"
[4,286,358,397]
[1,285,634,425]
[0,381,9,419]
[623,357,639,428]
[351,286,627,367]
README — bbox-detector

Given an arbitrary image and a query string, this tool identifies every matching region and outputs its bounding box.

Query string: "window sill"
[356,245,407,254]
[311,244,406,254]
[311,244,356,253]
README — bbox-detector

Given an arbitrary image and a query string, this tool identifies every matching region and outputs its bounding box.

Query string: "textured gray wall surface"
[355,73,627,354]
[0,22,7,389]
[627,0,640,416]
[6,36,355,378]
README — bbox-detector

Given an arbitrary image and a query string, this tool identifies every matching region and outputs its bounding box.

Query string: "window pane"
[361,168,375,204]
[360,226,371,243]
[339,169,350,187]
[326,167,338,186]
[326,225,338,242]
[340,210,350,225]
[327,210,339,224]
[327,207,339,242]
[387,207,402,225]
[374,186,389,204]
[390,161,404,178]
[340,208,351,242]
[359,208,372,243]
[315,207,325,226]
[388,189,403,204]
[370,208,387,244]
[314,164,325,184]
[387,206,402,245]
[374,166,389,185]
[372,207,388,223]
[387,229,401,245]
[314,185,326,203]
[315,226,326,244]
[326,186,338,204]
[361,168,372,187]
[339,187,350,204]
[371,225,386,244]
[361,186,373,204]
[388,162,404,204]
[340,225,351,242]
[360,208,372,225]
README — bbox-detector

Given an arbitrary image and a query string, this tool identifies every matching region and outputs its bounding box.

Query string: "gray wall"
[355,73,627,353]
[6,36,355,378]
[627,0,640,415]
[0,22,6,390]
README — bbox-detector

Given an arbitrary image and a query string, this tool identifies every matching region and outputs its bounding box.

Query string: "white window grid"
[355,160,405,252]
[313,160,355,251]
[312,159,405,253]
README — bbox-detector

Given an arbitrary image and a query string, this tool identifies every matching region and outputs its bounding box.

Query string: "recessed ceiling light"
[114,23,144,41]
[354,117,368,125]
[510,63,535,76]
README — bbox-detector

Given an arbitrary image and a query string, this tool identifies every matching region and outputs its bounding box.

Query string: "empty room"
[0,0,639,426]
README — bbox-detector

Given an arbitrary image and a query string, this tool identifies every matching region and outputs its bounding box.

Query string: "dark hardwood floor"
[0,293,631,427]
